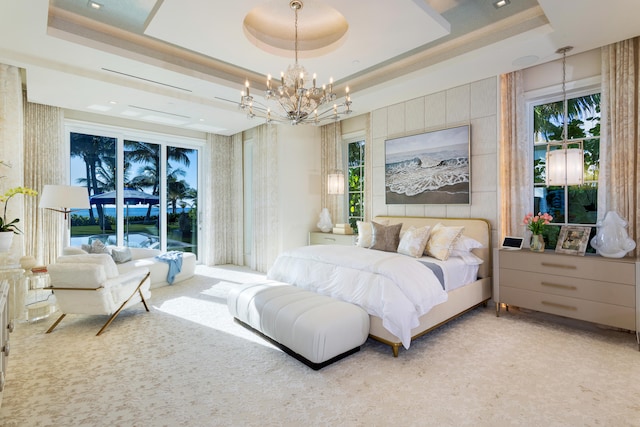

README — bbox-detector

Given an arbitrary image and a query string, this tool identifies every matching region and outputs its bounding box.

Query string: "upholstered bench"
[227,282,370,370]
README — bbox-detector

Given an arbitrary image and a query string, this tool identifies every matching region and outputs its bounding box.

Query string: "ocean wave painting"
[385,125,470,204]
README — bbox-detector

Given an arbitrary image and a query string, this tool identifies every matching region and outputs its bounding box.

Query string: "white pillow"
[397,226,431,258]
[424,223,465,261]
[454,251,484,265]
[453,235,483,252]
[450,235,484,258]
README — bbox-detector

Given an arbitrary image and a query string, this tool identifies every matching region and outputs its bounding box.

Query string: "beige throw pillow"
[424,223,465,260]
[397,225,431,258]
[371,222,403,252]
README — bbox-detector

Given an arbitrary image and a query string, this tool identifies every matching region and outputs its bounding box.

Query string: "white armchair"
[46,253,151,335]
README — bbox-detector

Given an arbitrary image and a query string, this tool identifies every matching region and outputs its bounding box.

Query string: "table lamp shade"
[39,185,90,210]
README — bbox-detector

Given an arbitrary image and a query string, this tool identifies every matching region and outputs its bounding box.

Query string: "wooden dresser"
[308,231,355,246]
[496,249,640,348]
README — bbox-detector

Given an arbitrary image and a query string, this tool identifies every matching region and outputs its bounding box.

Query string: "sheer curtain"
[23,99,65,265]
[601,37,640,256]
[499,70,530,239]
[250,124,279,272]
[320,121,344,224]
[0,64,25,256]
[205,133,243,266]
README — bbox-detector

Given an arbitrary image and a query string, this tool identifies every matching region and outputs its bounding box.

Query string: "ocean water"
[385,148,469,196]
[72,207,190,217]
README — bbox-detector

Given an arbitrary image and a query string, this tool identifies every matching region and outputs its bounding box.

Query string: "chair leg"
[46,313,66,334]
[139,288,150,312]
[96,272,151,336]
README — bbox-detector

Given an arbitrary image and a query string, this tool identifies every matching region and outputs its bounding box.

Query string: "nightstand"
[308,231,355,246]
[496,249,640,349]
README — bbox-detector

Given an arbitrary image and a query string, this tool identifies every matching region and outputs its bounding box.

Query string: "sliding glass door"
[68,123,202,257]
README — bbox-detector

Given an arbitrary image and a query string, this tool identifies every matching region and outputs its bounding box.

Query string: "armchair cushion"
[56,253,120,279]
[47,263,107,288]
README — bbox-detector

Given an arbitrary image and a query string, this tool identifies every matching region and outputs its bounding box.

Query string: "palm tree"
[70,133,116,225]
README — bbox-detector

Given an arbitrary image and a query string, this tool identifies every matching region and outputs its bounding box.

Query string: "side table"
[24,272,55,322]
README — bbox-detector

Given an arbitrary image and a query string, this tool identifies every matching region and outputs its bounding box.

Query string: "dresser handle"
[540,262,576,270]
[324,238,336,242]
[541,282,577,291]
[541,301,577,311]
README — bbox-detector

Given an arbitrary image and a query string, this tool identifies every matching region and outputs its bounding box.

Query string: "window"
[531,90,600,250]
[68,124,202,256]
[347,139,365,230]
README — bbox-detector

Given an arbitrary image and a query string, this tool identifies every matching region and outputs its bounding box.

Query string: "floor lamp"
[39,185,90,248]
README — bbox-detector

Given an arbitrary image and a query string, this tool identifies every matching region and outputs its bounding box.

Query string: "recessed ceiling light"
[493,0,510,8]
[88,1,103,10]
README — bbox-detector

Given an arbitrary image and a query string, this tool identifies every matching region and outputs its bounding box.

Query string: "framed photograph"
[384,125,470,205]
[555,226,591,256]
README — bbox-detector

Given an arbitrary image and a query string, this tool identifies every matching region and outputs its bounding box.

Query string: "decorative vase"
[530,234,545,252]
[0,231,14,252]
[317,208,333,233]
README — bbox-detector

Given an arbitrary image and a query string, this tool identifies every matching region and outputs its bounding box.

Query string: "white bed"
[267,216,492,357]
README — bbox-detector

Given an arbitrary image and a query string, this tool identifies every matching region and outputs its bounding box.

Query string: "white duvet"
[266,245,449,349]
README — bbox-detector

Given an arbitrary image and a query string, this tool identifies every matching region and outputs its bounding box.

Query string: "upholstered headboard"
[373,216,492,279]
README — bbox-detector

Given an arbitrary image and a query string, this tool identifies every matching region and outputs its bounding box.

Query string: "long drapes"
[499,70,529,239]
[320,121,344,224]
[23,98,65,265]
[250,124,279,272]
[205,133,244,266]
[601,37,640,257]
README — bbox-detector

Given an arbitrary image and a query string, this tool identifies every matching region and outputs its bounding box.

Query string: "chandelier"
[240,0,352,125]
[545,46,584,186]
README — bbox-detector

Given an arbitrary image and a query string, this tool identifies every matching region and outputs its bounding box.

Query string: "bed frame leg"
[391,344,400,357]
[495,302,500,317]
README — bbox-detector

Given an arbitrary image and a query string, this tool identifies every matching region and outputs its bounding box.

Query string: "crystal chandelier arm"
[235,0,353,127]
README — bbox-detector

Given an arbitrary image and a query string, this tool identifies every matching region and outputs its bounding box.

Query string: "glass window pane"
[348,167,362,191]
[535,186,564,223]
[347,139,365,230]
[583,138,599,182]
[166,146,198,253]
[533,146,546,184]
[567,184,598,224]
[124,140,160,249]
[533,100,563,143]
[70,132,117,246]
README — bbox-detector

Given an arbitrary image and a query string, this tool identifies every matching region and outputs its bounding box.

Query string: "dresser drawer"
[308,232,355,246]
[500,286,635,330]
[500,250,635,284]
[499,268,635,307]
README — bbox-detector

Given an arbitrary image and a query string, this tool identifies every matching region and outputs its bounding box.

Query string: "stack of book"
[332,223,354,235]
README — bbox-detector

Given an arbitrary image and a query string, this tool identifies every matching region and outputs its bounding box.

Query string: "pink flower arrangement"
[522,212,553,235]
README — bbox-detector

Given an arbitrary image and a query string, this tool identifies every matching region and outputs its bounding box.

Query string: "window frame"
[525,78,600,250]
[343,133,366,230]
[65,120,205,256]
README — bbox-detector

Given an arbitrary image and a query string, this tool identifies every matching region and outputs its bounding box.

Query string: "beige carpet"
[1,265,640,427]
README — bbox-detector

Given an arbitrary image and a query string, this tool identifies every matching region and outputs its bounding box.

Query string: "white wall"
[277,125,322,251]
[370,77,500,245]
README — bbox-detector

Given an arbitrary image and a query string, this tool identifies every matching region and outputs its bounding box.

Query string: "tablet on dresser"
[501,236,524,250]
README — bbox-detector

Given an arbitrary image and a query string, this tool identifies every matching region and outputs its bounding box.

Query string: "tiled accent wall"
[370,76,499,246]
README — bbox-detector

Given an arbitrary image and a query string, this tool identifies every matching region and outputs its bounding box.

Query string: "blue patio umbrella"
[89,189,160,206]
[90,189,160,241]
